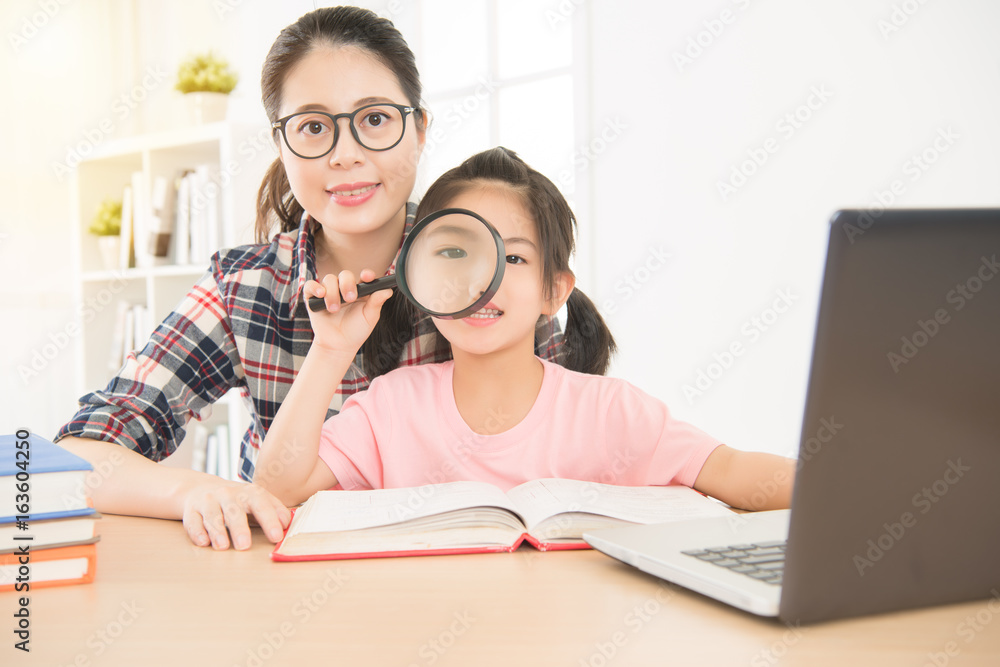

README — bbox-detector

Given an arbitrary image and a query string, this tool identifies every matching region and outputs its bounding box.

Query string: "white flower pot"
[185,92,229,124]
[97,236,121,271]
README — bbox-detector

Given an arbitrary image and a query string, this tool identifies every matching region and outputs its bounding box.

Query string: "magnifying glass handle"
[307,274,398,312]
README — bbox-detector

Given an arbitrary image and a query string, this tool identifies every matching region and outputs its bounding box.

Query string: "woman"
[56,7,564,550]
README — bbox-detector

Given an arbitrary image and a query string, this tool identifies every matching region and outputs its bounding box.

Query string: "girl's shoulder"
[541,358,654,403]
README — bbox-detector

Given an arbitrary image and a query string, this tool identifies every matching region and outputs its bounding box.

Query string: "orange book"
[271,479,735,562]
[1,543,97,592]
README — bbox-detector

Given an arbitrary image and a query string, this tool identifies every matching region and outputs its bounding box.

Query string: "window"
[407,0,577,197]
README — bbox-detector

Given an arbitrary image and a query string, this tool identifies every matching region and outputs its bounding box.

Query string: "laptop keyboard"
[682,540,787,586]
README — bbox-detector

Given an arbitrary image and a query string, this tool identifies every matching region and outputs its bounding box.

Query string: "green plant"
[175,52,239,94]
[88,197,122,236]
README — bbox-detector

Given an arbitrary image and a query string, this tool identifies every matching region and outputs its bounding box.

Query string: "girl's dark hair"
[254,6,425,242]
[414,147,617,375]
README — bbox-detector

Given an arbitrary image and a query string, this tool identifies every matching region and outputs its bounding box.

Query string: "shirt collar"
[289,202,417,311]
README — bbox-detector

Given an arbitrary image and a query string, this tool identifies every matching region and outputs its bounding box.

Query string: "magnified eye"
[437,247,468,259]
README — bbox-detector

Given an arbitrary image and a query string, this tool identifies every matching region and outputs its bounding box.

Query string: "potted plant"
[175,52,239,124]
[89,197,122,270]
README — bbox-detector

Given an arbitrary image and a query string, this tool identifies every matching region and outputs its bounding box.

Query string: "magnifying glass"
[307,208,505,320]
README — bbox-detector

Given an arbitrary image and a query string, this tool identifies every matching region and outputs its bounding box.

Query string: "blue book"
[1,432,96,523]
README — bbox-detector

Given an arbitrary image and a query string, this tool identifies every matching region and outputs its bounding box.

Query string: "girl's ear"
[543,271,576,316]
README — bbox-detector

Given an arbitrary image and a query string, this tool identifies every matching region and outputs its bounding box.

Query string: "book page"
[506,478,733,532]
[292,481,522,535]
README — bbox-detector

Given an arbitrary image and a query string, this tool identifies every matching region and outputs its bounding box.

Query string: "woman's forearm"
[58,436,223,518]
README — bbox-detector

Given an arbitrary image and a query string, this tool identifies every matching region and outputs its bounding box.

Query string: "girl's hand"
[304,269,393,353]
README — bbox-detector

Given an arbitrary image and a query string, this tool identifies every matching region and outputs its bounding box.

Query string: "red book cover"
[1,542,97,591]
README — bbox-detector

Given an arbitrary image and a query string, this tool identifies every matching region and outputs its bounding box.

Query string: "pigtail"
[562,287,617,375]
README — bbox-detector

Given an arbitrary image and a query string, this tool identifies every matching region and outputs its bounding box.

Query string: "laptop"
[584,209,1000,624]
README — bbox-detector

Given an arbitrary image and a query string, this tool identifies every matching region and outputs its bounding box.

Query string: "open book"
[271,478,735,561]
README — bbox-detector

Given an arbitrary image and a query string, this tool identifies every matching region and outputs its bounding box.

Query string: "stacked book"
[1,433,99,591]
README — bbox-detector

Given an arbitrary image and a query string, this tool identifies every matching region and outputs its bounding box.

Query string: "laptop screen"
[781,208,1000,623]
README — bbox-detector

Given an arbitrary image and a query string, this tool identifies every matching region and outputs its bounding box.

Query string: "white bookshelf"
[70,120,274,476]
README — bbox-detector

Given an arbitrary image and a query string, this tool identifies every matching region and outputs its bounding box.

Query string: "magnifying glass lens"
[306,208,503,318]
[404,212,501,316]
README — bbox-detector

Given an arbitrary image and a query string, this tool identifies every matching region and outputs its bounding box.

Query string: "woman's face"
[277,46,425,236]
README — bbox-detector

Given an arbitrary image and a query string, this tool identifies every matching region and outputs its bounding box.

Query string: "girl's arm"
[253,344,350,505]
[254,272,392,506]
[693,445,796,511]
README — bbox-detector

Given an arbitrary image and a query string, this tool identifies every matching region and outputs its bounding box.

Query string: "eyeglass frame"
[271,103,421,159]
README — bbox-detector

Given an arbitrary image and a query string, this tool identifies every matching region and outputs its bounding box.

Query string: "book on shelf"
[173,164,221,267]
[189,424,209,474]
[194,424,238,480]
[271,478,735,562]
[147,174,176,261]
[130,171,150,269]
[214,429,229,481]
[217,424,234,480]
[118,184,134,270]
[1,433,95,522]
[0,543,97,591]
[174,169,193,265]
[187,165,221,265]
[106,301,154,371]
[108,300,130,373]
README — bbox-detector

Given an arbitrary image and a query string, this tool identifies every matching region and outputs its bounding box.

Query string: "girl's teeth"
[468,308,502,319]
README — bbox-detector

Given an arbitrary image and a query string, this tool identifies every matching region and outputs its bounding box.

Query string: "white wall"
[3,1,998,458]
[581,0,1000,457]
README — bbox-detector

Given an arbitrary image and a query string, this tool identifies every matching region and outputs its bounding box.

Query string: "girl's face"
[431,186,566,358]
[277,46,425,235]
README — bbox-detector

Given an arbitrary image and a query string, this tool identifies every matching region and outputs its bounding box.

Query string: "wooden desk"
[8,515,999,666]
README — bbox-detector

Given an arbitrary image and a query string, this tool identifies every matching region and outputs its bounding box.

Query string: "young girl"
[255,147,795,510]
[55,7,566,551]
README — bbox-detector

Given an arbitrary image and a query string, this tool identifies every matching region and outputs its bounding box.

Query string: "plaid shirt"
[57,203,565,481]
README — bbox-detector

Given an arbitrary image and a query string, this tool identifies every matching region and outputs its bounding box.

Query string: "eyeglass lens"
[282,104,407,156]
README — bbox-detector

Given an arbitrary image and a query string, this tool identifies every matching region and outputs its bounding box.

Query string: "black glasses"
[271,103,419,158]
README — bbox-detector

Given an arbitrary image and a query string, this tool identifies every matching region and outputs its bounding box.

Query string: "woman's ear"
[416,108,431,153]
[272,129,284,165]
[543,271,576,316]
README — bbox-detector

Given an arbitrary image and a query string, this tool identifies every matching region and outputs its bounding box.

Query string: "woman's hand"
[181,480,292,550]
[305,268,393,353]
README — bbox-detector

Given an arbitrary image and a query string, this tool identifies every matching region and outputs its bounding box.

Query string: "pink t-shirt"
[318,358,722,492]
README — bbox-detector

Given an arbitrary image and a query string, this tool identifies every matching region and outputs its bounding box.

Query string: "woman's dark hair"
[254,6,425,242]
[413,146,617,375]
